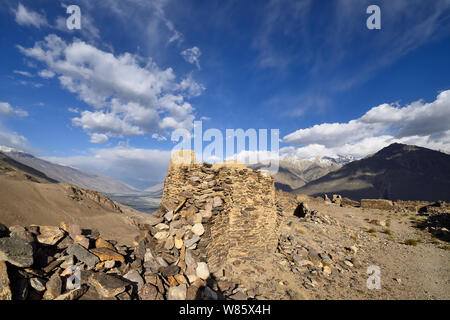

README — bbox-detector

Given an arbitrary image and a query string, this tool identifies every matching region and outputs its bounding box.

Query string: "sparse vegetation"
[382,229,392,235]
[404,239,418,246]
[431,238,440,245]
[368,228,377,234]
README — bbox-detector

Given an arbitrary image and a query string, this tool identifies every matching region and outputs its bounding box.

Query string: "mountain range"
[250,154,355,191]
[0,146,141,195]
[295,143,450,202]
[2,143,449,204]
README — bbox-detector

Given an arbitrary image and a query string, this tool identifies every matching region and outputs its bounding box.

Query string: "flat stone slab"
[66,243,99,267]
[88,272,128,298]
[37,226,65,245]
[0,237,34,267]
[90,247,125,263]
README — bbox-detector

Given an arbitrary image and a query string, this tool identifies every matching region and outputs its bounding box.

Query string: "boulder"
[37,226,65,245]
[159,264,180,277]
[88,272,128,298]
[29,277,47,292]
[0,260,12,300]
[196,262,210,280]
[191,223,205,236]
[68,224,82,238]
[138,283,160,300]
[294,202,309,218]
[43,273,62,300]
[90,247,125,263]
[123,270,144,289]
[54,285,88,300]
[95,237,116,251]
[66,243,99,267]
[0,237,34,267]
[167,284,187,300]
[73,235,90,249]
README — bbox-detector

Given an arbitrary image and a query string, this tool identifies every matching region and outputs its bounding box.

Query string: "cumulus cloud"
[0,129,28,150]
[282,90,450,158]
[44,146,172,187]
[89,133,109,144]
[0,102,28,117]
[72,110,143,136]
[0,102,28,150]
[178,74,205,97]
[38,69,55,79]
[181,47,201,69]
[18,35,204,142]
[14,3,48,28]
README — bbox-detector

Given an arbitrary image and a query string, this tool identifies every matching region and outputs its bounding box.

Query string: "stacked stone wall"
[160,151,279,277]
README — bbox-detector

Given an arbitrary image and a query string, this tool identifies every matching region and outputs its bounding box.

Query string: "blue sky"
[1,0,450,189]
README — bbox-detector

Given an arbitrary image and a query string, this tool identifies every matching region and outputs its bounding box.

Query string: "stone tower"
[159,150,280,279]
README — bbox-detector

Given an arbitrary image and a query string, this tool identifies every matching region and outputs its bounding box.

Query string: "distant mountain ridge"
[250,154,355,191]
[295,143,450,202]
[0,146,141,195]
[144,183,164,197]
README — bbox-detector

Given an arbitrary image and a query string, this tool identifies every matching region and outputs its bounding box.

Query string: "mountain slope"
[144,183,164,197]
[295,143,450,202]
[250,155,353,191]
[0,152,143,245]
[1,147,141,194]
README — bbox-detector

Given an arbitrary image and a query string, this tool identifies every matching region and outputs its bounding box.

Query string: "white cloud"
[89,133,109,144]
[72,110,143,136]
[18,35,204,140]
[0,102,28,117]
[44,145,172,186]
[54,12,100,41]
[178,74,205,97]
[38,69,55,79]
[181,47,201,69]
[152,133,167,141]
[281,134,450,159]
[282,90,450,158]
[14,3,48,28]
[68,107,79,113]
[13,70,33,77]
[0,129,28,150]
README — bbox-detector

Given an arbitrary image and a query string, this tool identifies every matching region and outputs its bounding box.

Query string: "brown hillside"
[0,152,144,245]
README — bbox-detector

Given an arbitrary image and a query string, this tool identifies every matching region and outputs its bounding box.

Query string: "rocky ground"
[273,192,450,299]
[0,197,252,301]
[1,190,448,300]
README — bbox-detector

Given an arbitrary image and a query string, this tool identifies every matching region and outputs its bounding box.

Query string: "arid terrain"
[0,149,449,300]
[0,152,148,246]
[272,192,450,299]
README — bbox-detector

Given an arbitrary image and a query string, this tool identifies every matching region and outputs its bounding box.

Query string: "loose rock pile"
[0,220,243,300]
[277,218,359,290]
[416,201,450,241]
